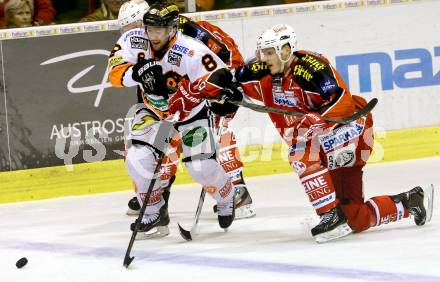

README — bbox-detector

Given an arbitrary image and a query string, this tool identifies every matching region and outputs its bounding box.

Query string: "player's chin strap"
[278,52,293,74]
[218,96,378,125]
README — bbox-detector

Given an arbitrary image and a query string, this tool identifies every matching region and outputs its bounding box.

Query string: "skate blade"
[135,226,170,240]
[126,209,140,216]
[424,184,435,224]
[235,204,256,220]
[314,223,353,243]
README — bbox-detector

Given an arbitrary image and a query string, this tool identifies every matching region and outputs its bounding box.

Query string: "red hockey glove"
[168,81,202,120]
[294,112,328,140]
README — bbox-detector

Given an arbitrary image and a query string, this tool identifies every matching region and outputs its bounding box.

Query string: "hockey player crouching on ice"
[184,23,435,243]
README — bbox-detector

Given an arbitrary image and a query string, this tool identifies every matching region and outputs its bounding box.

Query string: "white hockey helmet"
[118,0,149,28]
[256,24,297,63]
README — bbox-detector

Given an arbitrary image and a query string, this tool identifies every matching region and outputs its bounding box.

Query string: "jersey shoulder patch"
[118,28,148,51]
[236,61,270,83]
[295,50,328,72]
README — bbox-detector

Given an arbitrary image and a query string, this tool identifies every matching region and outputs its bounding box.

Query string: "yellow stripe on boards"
[0,126,439,204]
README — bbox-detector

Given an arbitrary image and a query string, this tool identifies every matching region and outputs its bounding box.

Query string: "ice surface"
[1,158,439,282]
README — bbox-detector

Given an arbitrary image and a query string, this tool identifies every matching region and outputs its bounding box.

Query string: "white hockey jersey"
[108,29,227,119]
[108,27,148,88]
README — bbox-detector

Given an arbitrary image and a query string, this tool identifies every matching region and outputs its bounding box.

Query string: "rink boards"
[1,125,439,203]
[0,0,439,202]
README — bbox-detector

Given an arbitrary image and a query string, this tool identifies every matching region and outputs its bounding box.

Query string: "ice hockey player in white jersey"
[179,15,255,220]
[109,0,180,239]
[110,0,179,223]
[108,2,236,238]
[110,0,254,231]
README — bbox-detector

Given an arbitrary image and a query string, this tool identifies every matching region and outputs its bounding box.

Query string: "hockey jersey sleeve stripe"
[109,63,132,87]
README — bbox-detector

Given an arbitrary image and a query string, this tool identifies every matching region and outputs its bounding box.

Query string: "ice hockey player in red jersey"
[235,24,435,242]
[189,23,435,243]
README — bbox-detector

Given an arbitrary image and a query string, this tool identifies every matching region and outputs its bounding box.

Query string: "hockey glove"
[221,83,243,102]
[294,112,328,141]
[168,81,202,120]
[132,58,168,98]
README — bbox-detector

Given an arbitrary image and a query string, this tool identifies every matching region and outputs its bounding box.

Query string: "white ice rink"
[1,157,439,282]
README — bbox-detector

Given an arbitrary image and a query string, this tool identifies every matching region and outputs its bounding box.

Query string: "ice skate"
[233,185,256,219]
[130,208,170,240]
[217,197,235,229]
[214,185,256,219]
[311,206,353,243]
[391,185,435,226]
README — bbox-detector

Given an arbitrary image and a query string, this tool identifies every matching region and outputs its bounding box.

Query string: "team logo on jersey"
[172,44,190,54]
[130,36,148,50]
[131,113,158,131]
[168,50,182,66]
[326,144,356,170]
[108,55,123,67]
[293,64,313,81]
[123,29,144,42]
[250,62,268,73]
[182,126,208,147]
[320,79,337,95]
[301,54,325,71]
[273,91,298,107]
[196,29,207,41]
[319,121,365,152]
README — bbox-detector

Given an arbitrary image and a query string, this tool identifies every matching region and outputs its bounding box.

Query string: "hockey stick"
[178,188,206,241]
[177,116,226,241]
[123,112,180,268]
[226,98,378,124]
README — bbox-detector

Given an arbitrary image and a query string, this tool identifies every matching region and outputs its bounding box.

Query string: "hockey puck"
[16,257,28,268]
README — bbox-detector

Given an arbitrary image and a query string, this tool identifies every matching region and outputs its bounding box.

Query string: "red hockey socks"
[300,168,337,214]
[367,196,409,226]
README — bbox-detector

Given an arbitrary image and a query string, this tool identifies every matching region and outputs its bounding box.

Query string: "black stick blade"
[123,255,135,268]
[178,223,193,241]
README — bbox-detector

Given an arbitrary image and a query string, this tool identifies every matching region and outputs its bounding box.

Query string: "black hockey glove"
[132,58,168,98]
[208,100,239,116]
[221,83,243,102]
[208,83,242,116]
